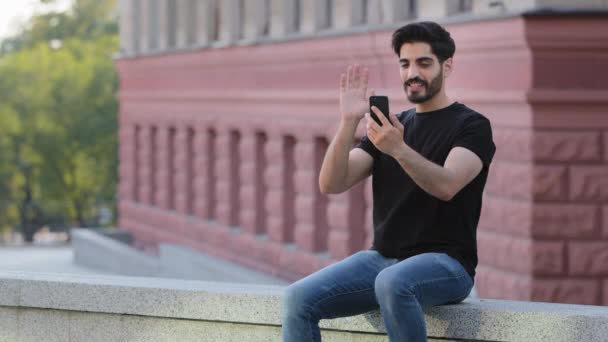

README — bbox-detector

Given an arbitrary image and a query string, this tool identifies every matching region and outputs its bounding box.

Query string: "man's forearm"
[319,119,359,193]
[392,143,455,201]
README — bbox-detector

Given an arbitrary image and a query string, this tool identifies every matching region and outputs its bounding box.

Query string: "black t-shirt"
[356,102,496,279]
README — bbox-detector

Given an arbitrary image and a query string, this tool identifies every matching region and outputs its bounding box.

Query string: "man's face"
[398,42,450,104]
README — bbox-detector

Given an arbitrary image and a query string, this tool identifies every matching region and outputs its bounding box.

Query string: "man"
[282,21,496,342]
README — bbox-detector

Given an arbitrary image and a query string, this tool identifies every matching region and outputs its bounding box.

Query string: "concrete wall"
[1,272,607,341]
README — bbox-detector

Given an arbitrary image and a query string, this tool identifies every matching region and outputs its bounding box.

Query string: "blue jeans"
[282,250,473,342]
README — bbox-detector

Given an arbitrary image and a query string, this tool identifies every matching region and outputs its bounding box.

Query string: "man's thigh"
[286,250,396,319]
[378,253,473,307]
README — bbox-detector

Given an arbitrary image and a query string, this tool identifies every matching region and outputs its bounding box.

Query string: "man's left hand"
[365,106,406,158]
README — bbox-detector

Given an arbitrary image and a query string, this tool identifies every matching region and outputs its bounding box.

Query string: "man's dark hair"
[391,22,455,63]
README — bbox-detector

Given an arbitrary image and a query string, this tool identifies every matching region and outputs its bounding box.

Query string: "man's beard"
[403,68,443,104]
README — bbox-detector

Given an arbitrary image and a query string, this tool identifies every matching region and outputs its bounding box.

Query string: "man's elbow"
[436,184,457,202]
[319,180,344,194]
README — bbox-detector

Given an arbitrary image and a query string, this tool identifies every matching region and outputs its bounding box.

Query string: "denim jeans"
[281,250,473,342]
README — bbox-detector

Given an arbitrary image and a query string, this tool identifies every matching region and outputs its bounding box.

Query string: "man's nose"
[407,65,420,80]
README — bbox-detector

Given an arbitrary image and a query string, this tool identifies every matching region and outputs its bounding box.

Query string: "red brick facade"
[117,15,608,304]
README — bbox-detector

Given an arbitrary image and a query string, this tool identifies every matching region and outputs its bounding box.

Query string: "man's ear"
[443,58,453,78]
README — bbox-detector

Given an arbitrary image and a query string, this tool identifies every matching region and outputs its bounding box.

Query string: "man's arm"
[320,64,375,194]
[319,119,373,194]
[365,108,482,201]
[392,145,482,201]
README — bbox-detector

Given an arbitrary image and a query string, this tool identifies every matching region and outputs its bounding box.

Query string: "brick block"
[604,206,608,238]
[604,279,608,305]
[485,161,532,199]
[570,166,608,201]
[475,266,531,301]
[533,165,568,201]
[492,128,533,161]
[294,222,317,252]
[477,231,532,274]
[328,230,351,260]
[531,278,599,305]
[533,131,601,162]
[532,241,565,275]
[532,203,600,238]
[478,197,532,237]
[603,132,608,162]
[569,242,608,276]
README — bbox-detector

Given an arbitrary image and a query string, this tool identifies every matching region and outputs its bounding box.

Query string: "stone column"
[326,182,366,259]
[265,135,296,243]
[154,126,171,209]
[138,0,149,52]
[119,0,135,54]
[293,137,328,252]
[157,0,169,49]
[367,0,412,24]
[243,0,269,41]
[138,126,153,205]
[300,0,330,33]
[193,127,214,219]
[118,123,137,203]
[239,131,259,234]
[417,0,462,18]
[219,0,242,44]
[333,0,364,29]
[195,0,218,45]
[269,0,297,37]
[215,130,239,227]
[174,126,190,215]
[175,0,189,47]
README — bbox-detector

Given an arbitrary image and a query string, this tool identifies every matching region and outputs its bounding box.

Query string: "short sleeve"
[453,116,496,167]
[355,134,380,160]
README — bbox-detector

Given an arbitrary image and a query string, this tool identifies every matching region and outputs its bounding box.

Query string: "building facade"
[116,0,608,305]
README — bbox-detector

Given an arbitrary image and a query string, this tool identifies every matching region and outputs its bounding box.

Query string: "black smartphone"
[369,95,390,126]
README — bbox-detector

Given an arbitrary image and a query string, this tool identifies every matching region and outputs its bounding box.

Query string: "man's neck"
[415,92,453,113]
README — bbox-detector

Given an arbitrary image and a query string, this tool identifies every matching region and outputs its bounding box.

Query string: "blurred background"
[0,0,118,244]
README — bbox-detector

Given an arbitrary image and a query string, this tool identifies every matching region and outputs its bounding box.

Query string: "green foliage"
[0,0,118,238]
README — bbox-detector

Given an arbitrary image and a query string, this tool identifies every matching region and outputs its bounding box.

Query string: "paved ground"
[0,243,111,276]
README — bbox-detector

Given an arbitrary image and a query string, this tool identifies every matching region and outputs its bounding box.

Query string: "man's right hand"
[339,64,374,123]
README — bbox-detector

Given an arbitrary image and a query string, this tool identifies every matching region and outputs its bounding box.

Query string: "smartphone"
[369,95,390,126]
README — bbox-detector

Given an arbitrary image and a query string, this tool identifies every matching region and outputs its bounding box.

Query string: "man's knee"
[375,268,416,303]
[283,282,315,320]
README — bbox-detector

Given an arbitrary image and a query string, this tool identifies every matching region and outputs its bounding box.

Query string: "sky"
[0,0,73,39]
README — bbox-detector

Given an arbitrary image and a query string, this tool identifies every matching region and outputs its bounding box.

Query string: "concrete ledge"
[1,272,607,341]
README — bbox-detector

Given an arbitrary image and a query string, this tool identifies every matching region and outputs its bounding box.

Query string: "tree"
[0,0,118,241]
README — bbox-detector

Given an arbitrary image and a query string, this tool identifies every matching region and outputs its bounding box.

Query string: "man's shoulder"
[455,103,491,124]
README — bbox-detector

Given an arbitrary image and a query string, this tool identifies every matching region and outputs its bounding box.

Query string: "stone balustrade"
[118,0,608,56]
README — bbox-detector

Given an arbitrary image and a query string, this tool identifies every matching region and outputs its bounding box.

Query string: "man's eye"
[401,64,408,68]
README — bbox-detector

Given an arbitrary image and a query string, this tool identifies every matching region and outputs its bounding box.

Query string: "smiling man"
[282,22,496,342]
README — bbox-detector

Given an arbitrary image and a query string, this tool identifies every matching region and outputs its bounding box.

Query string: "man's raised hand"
[339,64,374,123]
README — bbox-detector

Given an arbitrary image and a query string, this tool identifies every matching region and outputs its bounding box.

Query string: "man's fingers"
[392,114,404,130]
[371,106,390,126]
[346,65,353,88]
[365,113,379,133]
[352,64,360,89]
[361,68,369,96]
[340,73,346,90]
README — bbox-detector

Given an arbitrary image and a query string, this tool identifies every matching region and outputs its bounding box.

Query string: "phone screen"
[369,96,390,126]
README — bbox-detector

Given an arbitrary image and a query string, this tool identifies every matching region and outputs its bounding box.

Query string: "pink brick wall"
[117,15,608,304]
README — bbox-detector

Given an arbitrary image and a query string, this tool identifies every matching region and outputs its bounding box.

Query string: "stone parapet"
[0,272,607,341]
